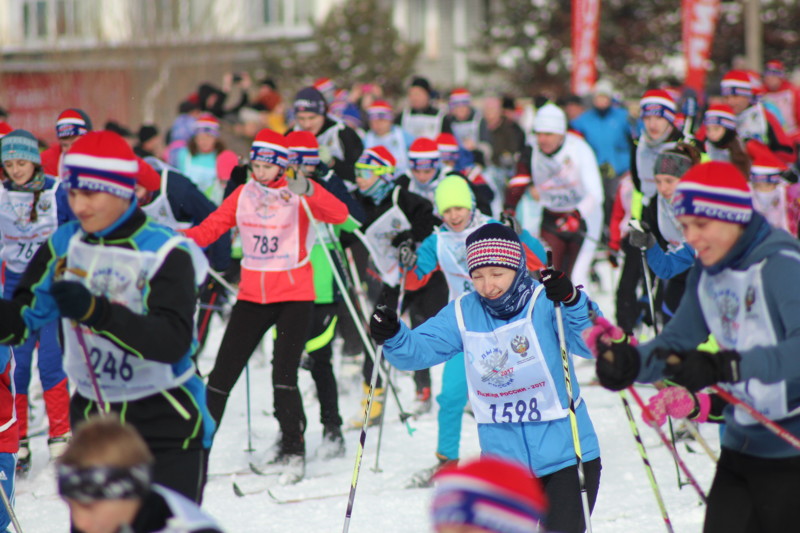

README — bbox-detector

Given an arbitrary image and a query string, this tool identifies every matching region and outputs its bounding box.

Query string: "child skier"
[746,140,800,236]
[595,161,800,532]
[372,223,602,533]
[1,129,73,472]
[184,129,348,484]
[405,176,546,487]
[0,130,215,502]
[57,416,223,533]
[40,108,92,178]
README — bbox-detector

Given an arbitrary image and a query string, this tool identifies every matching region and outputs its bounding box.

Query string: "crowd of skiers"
[0,59,800,532]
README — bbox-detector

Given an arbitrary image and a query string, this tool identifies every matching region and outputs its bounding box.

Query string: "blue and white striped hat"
[250,128,289,168]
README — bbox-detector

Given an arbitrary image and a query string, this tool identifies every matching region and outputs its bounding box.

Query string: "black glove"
[628,225,656,250]
[499,212,522,235]
[540,268,579,306]
[397,239,417,269]
[391,230,414,248]
[656,349,741,392]
[370,305,400,345]
[595,342,642,391]
[50,281,108,327]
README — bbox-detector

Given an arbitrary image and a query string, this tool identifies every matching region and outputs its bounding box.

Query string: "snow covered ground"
[14,264,718,532]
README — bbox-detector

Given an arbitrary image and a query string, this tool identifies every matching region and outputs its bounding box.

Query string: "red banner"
[682,0,720,93]
[571,0,601,96]
[0,71,131,144]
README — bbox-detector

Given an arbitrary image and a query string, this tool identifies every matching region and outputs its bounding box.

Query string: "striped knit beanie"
[703,104,737,131]
[747,140,787,185]
[764,60,786,79]
[465,223,523,274]
[436,133,460,161]
[408,137,440,171]
[192,113,220,137]
[431,457,548,533]
[250,129,289,168]
[672,161,753,224]
[366,100,394,121]
[286,130,320,167]
[449,88,471,109]
[721,70,753,99]
[640,90,677,125]
[62,131,139,199]
[1,129,41,164]
[56,108,92,139]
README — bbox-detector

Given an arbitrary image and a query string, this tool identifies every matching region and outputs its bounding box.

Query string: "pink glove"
[642,386,711,427]
[582,316,638,358]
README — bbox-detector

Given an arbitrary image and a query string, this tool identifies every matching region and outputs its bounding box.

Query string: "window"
[254,0,313,28]
[20,0,90,41]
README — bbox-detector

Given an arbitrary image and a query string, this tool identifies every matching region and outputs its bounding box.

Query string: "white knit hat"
[533,104,567,135]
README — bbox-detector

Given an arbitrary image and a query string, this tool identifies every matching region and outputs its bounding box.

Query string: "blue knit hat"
[1,129,41,164]
[294,87,327,116]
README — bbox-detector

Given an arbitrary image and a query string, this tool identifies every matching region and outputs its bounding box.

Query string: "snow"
[14,263,718,532]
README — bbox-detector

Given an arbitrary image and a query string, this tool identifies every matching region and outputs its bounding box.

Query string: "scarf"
[8,170,46,192]
[704,212,771,275]
[362,178,394,205]
[479,266,536,320]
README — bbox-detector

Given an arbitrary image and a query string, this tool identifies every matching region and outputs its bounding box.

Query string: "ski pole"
[627,387,707,503]
[298,198,415,435]
[372,266,408,472]
[680,420,718,462]
[548,251,594,533]
[710,385,800,451]
[208,269,238,297]
[0,471,23,533]
[244,363,254,452]
[619,390,674,532]
[629,220,659,336]
[343,343,384,533]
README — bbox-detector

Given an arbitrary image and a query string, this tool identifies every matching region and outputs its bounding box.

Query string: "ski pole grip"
[546,250,553,269]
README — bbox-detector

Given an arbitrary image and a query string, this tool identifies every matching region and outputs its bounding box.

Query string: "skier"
[430,456,549,533]
[505,103,604,290]
[345,145,442,424]
[720,70,795,165]
[372,223,602,533]
[1,129,73,473]
[0,345,17,533]
[700,104,752,177]
[58,416,223,533]
[0,130,215,502]
[173,113,238,205]
[40,108,92,178]
[405,176,546,487]
[746,140,800,235]
[447,88,491,165]
[595,160,800,533]
[761,60,800,144]
[363,100,413,176]
[397,76,452,140]
[184,129,348,484]
[293,86,363,184]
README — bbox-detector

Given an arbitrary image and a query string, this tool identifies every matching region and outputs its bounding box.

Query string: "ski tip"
[232,482,246,498]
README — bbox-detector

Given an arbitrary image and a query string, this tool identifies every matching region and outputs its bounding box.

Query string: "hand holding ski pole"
[643,386,711,427]
[655,349,742,392]
[51,281,107,326]
[370,305,400,345]
[540,268,579,306]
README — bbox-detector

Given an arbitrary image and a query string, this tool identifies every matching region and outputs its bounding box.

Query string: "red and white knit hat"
[703,104,737,131]
[747,140,788,184]
[192,113,220,137]
[640,90,677,125]
[313,77,336,103]
[408,137,440,170]
[56,108,92,139]
[366,100,394,121]
[135,156,161,192]
[285,130,320,167]
[672,161,753,224]
[465,223,524,274]
[357,146,396,170]
[250,128,289,168]
[721,70,753,98]
[431,456,548,533]
[62,131,139,199]
[449,88,472,109]
[764,60,786,78]
[436,133,460,157]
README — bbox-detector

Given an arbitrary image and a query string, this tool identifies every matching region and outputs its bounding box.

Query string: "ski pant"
[305,303,343,429]
[0,453,15,532]
[704,448,800,533]
[436,353,468,460]
[540,457,601,533]
[206,299,313,455]
[540,209,585,279]
[615,240,645,335]
[4,270,70,439]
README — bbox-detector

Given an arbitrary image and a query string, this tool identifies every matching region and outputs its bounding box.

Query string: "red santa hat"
[62,131,139,199]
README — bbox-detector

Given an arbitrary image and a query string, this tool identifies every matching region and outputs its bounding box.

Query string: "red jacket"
[40,144,62,177]
[185,177,348,304]
[0,357,18,454]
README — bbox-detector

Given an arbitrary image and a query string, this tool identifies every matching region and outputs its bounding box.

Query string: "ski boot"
[411,387,432,417]
[347,383,385,430]
[406,453,458,488]
[318,425,345,460]
[277,454,305,485]
[16,438,31,476]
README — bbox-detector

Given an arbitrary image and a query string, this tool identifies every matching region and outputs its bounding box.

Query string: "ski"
[267,488,348,504]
